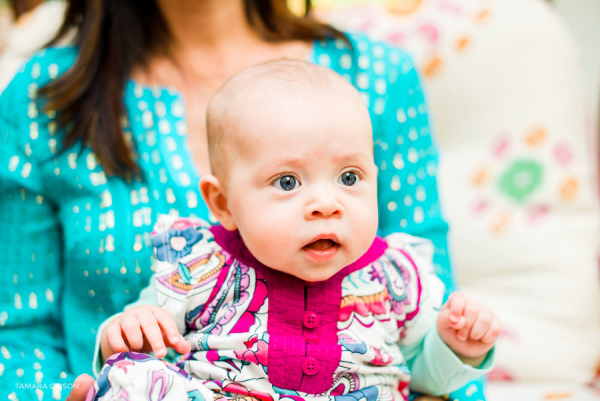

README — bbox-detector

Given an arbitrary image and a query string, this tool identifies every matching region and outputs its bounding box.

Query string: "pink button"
[302,357,320,375]
[303,311,320,329]
[305,334,320,343]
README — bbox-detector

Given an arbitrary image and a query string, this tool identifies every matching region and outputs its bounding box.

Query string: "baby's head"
[200,59,378,282]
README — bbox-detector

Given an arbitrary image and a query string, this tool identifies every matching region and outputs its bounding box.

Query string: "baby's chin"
[289,260,348,284]
[252,241,369,283]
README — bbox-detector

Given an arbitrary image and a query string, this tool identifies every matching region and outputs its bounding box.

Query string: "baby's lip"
[303,234,340,262]
[305,239,336,250]
[304,234,340,249]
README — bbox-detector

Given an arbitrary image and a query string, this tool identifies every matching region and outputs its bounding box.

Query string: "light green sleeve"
[92,275,159,377]
[400,327,495,395]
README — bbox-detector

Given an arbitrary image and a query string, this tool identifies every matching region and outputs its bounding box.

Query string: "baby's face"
[223,89,378,282]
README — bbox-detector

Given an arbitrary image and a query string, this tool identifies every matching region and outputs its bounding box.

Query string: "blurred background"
[0,0,599,400]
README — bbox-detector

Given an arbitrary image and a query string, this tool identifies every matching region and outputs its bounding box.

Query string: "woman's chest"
[44,88,212,305]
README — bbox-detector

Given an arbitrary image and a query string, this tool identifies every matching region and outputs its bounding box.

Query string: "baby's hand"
[436,292,501,365]
[100,305,191,363]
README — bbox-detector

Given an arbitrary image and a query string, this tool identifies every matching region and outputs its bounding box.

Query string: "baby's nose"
[305,197,343,219]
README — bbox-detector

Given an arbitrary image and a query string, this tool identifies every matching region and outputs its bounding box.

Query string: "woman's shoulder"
[316,32,417,81]
[315,33,428,142]
[19,46,78,75]
[1,46,78,103]
[0,46,78,153]
[315,33,425,123]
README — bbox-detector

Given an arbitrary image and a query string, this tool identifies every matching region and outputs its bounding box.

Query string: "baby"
[90,60,501,401]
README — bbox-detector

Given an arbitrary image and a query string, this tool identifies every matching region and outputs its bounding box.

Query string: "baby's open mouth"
[302,236,340,262]
[304,239,337,250]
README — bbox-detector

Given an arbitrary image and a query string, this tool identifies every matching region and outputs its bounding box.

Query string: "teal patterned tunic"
[0,34,457,400]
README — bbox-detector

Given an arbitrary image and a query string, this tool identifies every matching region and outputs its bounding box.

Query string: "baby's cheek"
[238,208,296,267]
[347,195,378,251]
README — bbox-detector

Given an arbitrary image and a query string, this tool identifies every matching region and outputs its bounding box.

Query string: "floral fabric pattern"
[88,215,478,401]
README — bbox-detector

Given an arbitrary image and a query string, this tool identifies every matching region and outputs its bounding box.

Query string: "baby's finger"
[152,307,186,352]
[446,292,466,324]
[481,315,503,344]
[456,299,479,341]
[120,315,144,351]
[166,333,191,355]
[468,307,492,341]
[135,309,167,358]
[436,309,453,330]
[153,307,181,342]
[105,322,129,353]
[437,308,465,331]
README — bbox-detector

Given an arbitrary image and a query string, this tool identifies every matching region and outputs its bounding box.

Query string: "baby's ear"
[199,175,237,231]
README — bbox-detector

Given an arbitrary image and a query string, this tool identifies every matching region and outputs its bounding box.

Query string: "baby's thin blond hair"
[206,59,356,180]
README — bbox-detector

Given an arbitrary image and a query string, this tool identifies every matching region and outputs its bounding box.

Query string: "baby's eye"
[273,175,300,191]
[338,171,360,186]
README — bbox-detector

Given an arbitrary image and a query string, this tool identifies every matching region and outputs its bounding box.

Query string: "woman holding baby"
[0,0,493,400]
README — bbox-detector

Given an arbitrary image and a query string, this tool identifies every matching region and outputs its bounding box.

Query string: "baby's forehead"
[230,94,372,161]
[207,59,373,177]
[237,84,367,129]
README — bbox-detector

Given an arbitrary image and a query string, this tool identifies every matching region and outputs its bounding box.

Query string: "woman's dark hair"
[41,0,349,178]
